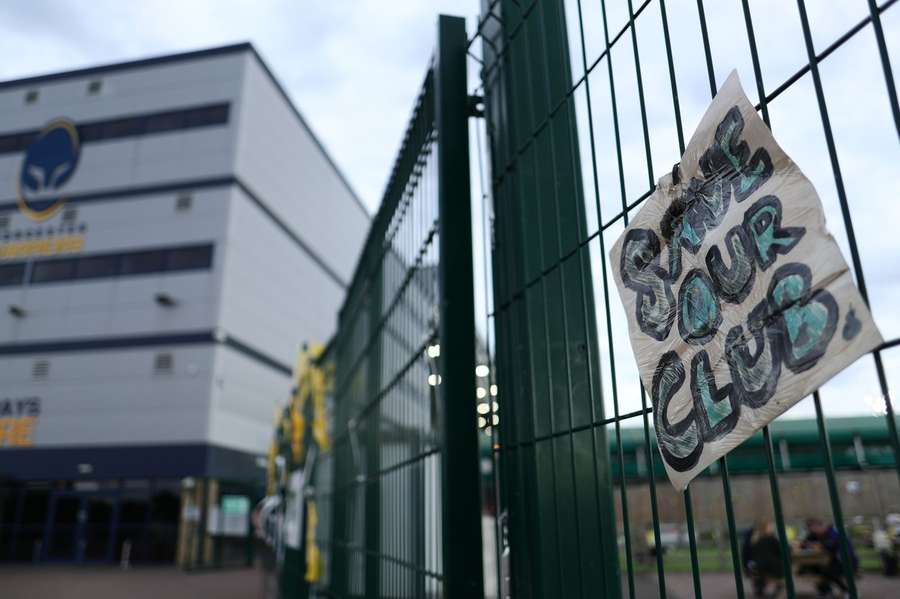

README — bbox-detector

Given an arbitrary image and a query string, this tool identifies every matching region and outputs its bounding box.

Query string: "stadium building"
[0,43,368,565]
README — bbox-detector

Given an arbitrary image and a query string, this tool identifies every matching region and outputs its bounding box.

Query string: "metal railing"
[474,1,900,597]
[310,15,484,599]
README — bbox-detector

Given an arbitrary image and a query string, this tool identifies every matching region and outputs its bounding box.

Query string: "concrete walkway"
[0,565,259,599]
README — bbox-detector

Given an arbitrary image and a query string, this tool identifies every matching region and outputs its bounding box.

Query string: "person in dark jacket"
[802,518,858,597]
[742,521,784,598]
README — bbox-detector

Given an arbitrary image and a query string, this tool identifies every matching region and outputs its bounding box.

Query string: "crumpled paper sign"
[609,71,882,491]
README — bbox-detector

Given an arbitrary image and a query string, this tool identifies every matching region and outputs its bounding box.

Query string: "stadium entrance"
[44,489,118,563]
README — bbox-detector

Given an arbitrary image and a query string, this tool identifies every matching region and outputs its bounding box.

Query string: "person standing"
[742,521,784,598]
[873,526,898,576]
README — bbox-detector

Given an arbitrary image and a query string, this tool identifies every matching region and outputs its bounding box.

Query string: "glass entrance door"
[82,494,117,562]
[45,495,79,561]
[44,492,119,563]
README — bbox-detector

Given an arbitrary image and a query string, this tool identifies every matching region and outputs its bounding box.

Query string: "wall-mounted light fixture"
[154,292,177,307]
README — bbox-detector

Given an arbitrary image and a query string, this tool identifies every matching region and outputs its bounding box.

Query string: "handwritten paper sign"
[609,71,882,490]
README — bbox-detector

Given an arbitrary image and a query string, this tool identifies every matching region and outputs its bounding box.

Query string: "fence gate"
[310,15,485,599]
[476,1,900,599]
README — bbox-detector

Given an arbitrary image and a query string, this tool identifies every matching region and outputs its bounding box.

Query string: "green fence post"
[364,261,383,597]
[436,14,485,599]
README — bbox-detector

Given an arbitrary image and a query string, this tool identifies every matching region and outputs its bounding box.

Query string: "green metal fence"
[310,15,484,599]
[474,1,900,598]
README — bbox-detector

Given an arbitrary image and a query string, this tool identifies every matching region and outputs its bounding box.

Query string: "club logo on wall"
[609,71,882,490]
[17,118,80,221]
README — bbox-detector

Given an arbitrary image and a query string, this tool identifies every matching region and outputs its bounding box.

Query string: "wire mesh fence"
[310,15,484,599]
[473,0,900,597]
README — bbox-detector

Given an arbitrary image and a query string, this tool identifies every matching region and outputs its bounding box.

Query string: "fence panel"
[475,1,900,597]
[310,15,484,599]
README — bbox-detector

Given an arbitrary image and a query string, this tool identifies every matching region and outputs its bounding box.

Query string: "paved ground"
[0,565,260,599]
[637,571,900,598]
[3,565,897,598]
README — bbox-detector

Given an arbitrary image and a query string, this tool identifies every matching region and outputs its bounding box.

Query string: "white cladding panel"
[0,53,245,130]
[208,345,290,455]
[0,186,229,343]
[0,346,214,446]
[218,184,344,366]
[234,55,369,284]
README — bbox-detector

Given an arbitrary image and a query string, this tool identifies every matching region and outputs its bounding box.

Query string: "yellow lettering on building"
[0,416,37,447]
[0,235,84,259]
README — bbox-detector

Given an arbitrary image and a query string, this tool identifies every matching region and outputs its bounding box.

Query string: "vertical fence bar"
[537,2,587,596]
[626,0,669,592]
[625,0,655,191]
[683,487,703,599]
[719,458,746,599]
[695,0,717,99]
[658,3,705,592]
[556,0,624,592]
[364,263,382,599]
[738,4,802,596]
[812,391,859,598]
[599,4,641,595]
[435,14,485,599]
[689,31,741,599]
[639,388,668,599]
[865,0,900,138]
[762,427,796,598]
[523,6,569,596]
[873,351,900,484]
[570,0,638,593]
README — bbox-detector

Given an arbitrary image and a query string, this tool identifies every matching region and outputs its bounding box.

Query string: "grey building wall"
[0,187,228,343]
[233,54,369,284]
[0,43,368,481]
[0,52,243,194]
[0,347,215,447]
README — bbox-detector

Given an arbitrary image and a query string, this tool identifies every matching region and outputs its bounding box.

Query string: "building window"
[120,250,166,276]
[24,90,39,105]
[32,360,49,379]
[0,262,26,287]
[76,254,121,280]
[98,116,144,139]
[30,258,78,283]
[19,242,214,287]
[61,207,78,224]
[184,104,230,127]
[144,112,184,134]
[154,353,173,374]
[0,102,230,155]
[87,79,103,95]
[166,245,213,271]
[0,213,10,230]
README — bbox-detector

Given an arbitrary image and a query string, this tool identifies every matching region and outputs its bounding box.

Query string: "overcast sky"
[2,1,897,422]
